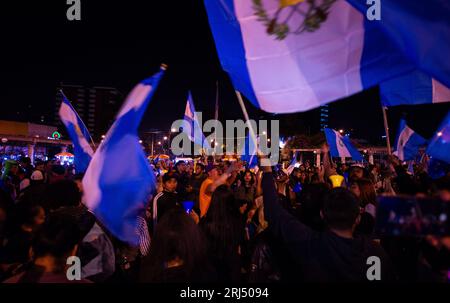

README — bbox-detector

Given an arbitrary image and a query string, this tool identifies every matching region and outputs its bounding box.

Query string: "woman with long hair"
[139,209,212,283]
[234,169,256,205]
[199,185,245,283]
[349,178,377,235]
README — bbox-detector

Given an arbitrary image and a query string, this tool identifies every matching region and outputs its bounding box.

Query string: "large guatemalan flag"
[324,128,363,161]
[82,66,166,245]
[59,92,94,173]
[203,0,450,113]
[393,119,427,161]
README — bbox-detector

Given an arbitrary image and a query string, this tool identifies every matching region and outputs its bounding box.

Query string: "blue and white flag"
[204,0,414,113]
[381,70,450,107]
[427,111,450,164]
[184,92,207,147]
[393,119,427,161]
[324,128,363,161]
[59,93,94,173]
[82,67,165,245]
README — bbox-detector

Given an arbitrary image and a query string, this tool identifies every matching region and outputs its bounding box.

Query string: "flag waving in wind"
[393,119,427,161]
[82,66,166,245]
[204,0,414,113]
[324,128,363,161]
[427,111,450,164]
[59,92,94,173]
[381,70,450,107]
[184,92,206,147]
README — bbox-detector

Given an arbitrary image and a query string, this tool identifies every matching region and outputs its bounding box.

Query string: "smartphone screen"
[376,195,449,237]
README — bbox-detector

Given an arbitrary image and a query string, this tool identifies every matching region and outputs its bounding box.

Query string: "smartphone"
[182,201,195,214]
[376,195,450,237]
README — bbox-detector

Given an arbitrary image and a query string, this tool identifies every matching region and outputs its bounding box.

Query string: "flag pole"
[235,91,259,157]
[214,81,219,157]
[381,105,392,155]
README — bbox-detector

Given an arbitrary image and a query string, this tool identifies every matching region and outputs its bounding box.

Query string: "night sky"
[1,1,448,145]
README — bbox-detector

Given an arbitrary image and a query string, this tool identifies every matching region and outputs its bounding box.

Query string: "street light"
[139,140,143,144]
[158,141,162,145]
[171,128,177,133]
[101,135,106,139]
[339,129,344,134]
[163,136,168,140]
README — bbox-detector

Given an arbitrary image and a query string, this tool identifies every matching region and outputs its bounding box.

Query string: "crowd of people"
[0,146,449,283]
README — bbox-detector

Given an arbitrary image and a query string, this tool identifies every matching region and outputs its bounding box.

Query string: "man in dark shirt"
[152,173,181,231]
[261,163,396,282]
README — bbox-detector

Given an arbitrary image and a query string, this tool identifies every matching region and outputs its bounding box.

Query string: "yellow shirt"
[199,178,213,217]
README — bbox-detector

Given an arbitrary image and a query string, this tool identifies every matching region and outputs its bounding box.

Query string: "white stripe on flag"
[396,125,415,161]
[118,84,152,118]
[334,130,351,158]
[234,0,365,112]
[432,79,450,103]
[59,102,94,157]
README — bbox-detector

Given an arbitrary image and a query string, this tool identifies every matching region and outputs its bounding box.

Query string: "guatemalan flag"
[381,70,450,107]
[184,92,207,147]
[59,93,94,173]
[82,66,165,245]
[286,151,301,175]
[427,111,450,164]
[204,0,415,113]
[393,119,427,161]
[324,128,363,161]
[204,0,450,113]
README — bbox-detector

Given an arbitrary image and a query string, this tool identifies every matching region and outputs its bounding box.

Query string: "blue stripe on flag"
[204,0,259,108]
[380,70,450,106]
[347,0,450,88]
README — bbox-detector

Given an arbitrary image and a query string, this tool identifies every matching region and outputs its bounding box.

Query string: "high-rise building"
[55,84,121,141]
[319,104,329,131]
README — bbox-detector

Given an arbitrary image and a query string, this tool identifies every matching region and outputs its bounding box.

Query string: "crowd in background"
[0,146,449,283]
